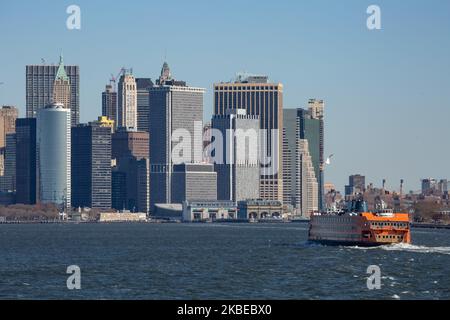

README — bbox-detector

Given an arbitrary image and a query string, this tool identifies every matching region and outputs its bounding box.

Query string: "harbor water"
[0,223,449,299]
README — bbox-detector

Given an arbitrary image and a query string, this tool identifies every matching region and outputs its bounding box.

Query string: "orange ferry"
[308,199,411,246]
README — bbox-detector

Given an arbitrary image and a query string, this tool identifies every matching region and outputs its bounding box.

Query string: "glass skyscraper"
[15,118,38,205]
[71,122,112,210]
[37,103,71,210]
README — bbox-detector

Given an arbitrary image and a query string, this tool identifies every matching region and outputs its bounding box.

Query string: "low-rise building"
[182,200,237,222]
[237,199,284,220]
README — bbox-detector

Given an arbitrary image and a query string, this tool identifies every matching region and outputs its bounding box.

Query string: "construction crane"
[109,67,133,90]
[109,67,125,89]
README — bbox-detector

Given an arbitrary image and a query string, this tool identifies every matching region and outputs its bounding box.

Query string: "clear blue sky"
[1,0,449,193]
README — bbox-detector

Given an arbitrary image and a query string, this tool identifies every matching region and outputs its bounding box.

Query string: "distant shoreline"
[1,219,450,230]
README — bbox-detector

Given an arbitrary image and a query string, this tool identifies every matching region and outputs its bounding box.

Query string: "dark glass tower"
[71,122,112,210]
[15,118,38,205]
[136,78,153,132]
[102,84,117,129]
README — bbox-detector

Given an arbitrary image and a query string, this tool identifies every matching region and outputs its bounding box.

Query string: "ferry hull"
[308,239,388,247]
[308,212,411,247]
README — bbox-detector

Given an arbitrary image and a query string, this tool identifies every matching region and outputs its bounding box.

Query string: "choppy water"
[0,223,449,299]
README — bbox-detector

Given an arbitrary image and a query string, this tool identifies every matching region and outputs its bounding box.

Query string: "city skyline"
[0,1,449,304]
[1,0,449,192]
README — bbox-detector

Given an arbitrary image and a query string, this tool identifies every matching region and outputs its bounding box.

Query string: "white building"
[118,72,137,130]
[37,103,71,210]
[299,139,318,217]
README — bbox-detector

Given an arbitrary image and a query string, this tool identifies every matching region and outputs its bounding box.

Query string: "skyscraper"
[149,62,204,209]
[0,106,18,178]
[0,106,18,149]
[307,99,325,210]
[283,105,324,216]
[102,84,117,129]
[117,71,137,130]
[52,55,71,110]
[0,133,16,193]
[299,139,319,217]
[298,102,325,210]
[112,129,149,165]
[211,109,260,202]
[110,128,150,213]
[111,171,126,211]
[71,121,112,210]
[282,108,301,208]
[37,103,71,210]
[213,74,283,202]
[136,158,150,213]
[136,78,153,132]
[111,156,149,213]
[26,55,80,126]
[15,118,38,205]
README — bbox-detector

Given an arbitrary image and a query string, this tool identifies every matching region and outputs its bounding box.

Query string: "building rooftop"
[55,54,69,82]
[235,73,268,84]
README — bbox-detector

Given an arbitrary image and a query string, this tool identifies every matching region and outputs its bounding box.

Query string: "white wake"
[380,243,450,255]
[348,243,450,255]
